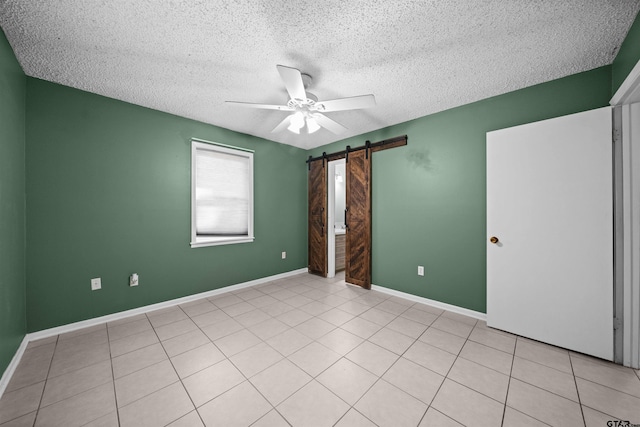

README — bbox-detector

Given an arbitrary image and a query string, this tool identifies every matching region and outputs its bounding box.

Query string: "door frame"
[326,159,345,278]
[611,58,640,369]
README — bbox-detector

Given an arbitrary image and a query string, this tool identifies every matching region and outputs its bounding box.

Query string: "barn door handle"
[490,236,499,244]
[344,208,348,229]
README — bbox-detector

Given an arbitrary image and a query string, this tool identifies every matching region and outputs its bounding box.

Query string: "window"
[191,139,254,247]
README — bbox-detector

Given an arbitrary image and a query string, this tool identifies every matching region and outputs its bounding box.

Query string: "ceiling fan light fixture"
[287,122,301,134]
[307,117,320,134]
[287,112,305,133]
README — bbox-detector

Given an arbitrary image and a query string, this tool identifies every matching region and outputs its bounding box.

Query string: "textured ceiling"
[1,1,639,149]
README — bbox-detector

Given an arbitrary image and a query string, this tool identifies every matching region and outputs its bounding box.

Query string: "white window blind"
[191,140,254,247]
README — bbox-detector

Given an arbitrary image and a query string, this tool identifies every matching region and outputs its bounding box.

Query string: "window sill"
[190,236,254,248]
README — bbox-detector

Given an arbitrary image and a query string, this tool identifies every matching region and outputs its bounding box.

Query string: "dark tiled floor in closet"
[1,272,639,426]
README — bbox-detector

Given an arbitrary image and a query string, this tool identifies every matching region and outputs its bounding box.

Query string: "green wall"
[612,10,640,94]
[25,79,308,331]
[8,8,640,344]
[311,66,613,313]
[0,30,26,376]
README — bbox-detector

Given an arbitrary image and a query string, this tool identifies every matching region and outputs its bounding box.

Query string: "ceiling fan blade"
[226,101,294,111]
[315,94,376,112]
[277,65,307,101]
[312,113,347,134]
[271,115,292,133]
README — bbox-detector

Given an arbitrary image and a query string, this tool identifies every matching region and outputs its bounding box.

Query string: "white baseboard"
[27,268,307,342]
[0,335,29,399]
[2,270,487,400]
[371,283,487,321]
[0,267,307,398]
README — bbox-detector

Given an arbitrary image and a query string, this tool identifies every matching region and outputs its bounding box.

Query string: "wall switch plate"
[130,273,139,287]
[281,251,286,259]
[418,266,425,276]
[91,277,101,291]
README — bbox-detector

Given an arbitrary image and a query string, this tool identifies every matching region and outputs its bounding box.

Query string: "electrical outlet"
[281,251,287,259]
[130,273,139,287]
[91,277,101,291]
[418,266,424,276]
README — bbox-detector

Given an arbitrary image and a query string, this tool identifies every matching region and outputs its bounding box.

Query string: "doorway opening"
[327,159,346,278]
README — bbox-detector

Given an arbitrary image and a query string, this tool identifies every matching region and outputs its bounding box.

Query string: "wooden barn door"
[308,159,327,277]
[345,149,372,289]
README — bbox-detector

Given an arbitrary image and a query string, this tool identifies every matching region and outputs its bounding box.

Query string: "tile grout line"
[181,288,297,424]
[110,314,177,419]
[105,324,122,427]
[153,305,210,427]
[303,287,398,427]
[504,337,567,426]
[416,309,474,427]
[11,273,639,426]
[500,336,517,427]
[250,278,528,427]
[35,331,115,421]
[572,371,640,400]
[422,315,558,425]
[245,276,353,425]
[345,303,454,426]
[15,278,311,425]
[568,351,588,427]
[29,332,121,425]
[573,375,640,421]
[219,329,284,424]
[7,278,427,426]
[510,360,600,403]
[32,335,59,427]
[103,307,196,425]
[255,276,389,426]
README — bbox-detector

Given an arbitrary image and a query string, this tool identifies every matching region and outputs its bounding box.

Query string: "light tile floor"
[1,272,639,426]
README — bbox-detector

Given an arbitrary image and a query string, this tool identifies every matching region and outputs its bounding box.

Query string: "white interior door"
[487,106,614,361]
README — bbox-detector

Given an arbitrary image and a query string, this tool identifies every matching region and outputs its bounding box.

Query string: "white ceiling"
[1,1,639,149]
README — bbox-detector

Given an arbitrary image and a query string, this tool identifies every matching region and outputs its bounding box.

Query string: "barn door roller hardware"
[305,135,407,166]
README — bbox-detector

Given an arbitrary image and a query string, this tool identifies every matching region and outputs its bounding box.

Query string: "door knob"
[490,236,499,244]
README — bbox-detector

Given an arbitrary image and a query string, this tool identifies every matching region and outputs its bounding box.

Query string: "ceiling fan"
[226,65,376,135]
